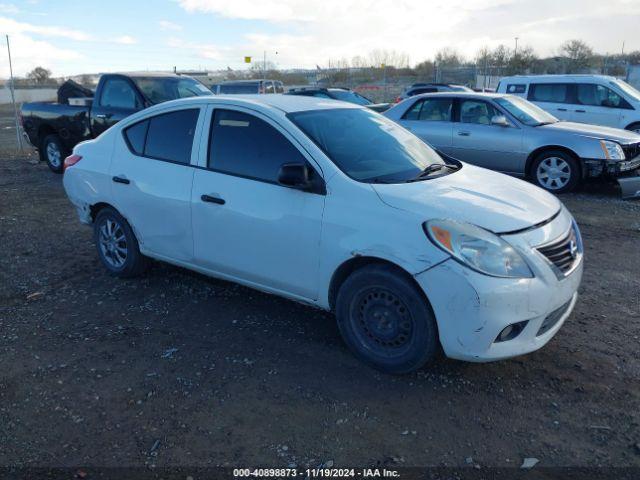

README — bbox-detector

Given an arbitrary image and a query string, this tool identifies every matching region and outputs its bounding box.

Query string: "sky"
[0,0,639,78]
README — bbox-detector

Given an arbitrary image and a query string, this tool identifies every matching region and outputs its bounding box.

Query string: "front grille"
[537,299,572,336]
[622,142,640,160]
[536,227,580,276]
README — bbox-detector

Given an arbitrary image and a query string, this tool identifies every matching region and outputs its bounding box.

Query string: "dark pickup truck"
[21,72,212,172]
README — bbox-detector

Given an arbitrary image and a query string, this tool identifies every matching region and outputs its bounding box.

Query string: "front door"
[109,107,203,261]
[449,99,525,173]
[191,107,325,300]
[91,76,143,136]
[573,83,624,128]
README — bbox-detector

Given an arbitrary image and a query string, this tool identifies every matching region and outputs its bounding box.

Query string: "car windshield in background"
[289,108,444,183]
[495,96,558,126]
[612,79,640,102]
[219,84,259,94]
[133,77,212,104]
[330,90,372,106]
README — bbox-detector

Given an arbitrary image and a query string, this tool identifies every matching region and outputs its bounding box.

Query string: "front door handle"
[557,108,568,112]
[201,194,225,205]
[457,131,471,136]
[112,176,130,184]
[575,109,586,113]
[96,113,113,119]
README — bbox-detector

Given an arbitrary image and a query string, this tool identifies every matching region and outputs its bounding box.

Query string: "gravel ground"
[1,113,640,471]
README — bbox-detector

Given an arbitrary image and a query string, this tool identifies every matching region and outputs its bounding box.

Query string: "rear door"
[91,76,144,136]
[190,106,325,299]
[527,82,574,121]
[449,98,525,173]
[573,83,624,127]
[110,106,205,262]
[399,97,454,154]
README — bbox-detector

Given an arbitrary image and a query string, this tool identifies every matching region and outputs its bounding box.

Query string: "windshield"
[494,95,558,126]
[133,77,212,104]
[289,108,445,183]
[219,84,259,94]
[330,90,372,106]
[612,79,640,102]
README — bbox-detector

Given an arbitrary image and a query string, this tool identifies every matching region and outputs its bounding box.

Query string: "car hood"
[371,164,561,233]
[540,121,640,144]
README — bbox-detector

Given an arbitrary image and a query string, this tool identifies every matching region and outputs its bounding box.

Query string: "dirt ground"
[1,109,640,471]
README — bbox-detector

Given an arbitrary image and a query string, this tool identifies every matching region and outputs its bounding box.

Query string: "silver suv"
[384,92,640,196]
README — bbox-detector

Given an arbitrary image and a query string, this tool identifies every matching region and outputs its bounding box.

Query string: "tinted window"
[209,109,306,182]
[132,77,212,104]
[506,84,526,94]
[100,78,139,109]
[264,82,275,94]
[289,108,444,183]
[124,120,148,155]
[402,101,423,120]
[460,100,501,125]
[330,90,372,106]
[144,109,199,164]
[529,83,570,103]
[275,82,285,93]
[576,83,624,108]
[218,84,259,94]
[419,98,453,121]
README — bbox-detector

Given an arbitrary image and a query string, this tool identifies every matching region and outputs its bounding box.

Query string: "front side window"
[275,82,285,93]
[289,108,444,183]
[494,96,558,126]
[123,109,199,164]
[529,83,570,103]
[576,83,624,108]
[132,77,212,104]
[208,109,307,182]
[460,100,500,125]
[100,78,139,109]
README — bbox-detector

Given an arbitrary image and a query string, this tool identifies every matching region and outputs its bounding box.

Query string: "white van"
[496,75,640,133]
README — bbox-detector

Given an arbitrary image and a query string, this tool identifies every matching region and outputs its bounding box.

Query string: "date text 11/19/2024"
[233,468,400,478]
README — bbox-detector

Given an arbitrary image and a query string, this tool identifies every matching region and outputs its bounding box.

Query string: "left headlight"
[600,140,625,160]
[424,219,534,278]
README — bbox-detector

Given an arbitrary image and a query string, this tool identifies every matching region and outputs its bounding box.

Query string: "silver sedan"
[384,92,640,195]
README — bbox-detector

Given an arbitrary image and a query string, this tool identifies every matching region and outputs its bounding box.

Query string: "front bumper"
[415,208,583,362]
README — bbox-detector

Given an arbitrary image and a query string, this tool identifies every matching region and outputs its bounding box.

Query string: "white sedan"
[63,95,583,373]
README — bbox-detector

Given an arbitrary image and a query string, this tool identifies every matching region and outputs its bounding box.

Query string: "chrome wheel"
[536,156,571,190]
[46,141,62,168]
[98,218,127,268]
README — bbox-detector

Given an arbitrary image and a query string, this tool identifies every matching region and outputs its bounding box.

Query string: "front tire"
[94,207,148,278]
[531,150,581,194]
[335,264,439,374]
[41,134,66,174]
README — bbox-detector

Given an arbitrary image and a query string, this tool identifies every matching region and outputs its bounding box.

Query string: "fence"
[0,87,56,105]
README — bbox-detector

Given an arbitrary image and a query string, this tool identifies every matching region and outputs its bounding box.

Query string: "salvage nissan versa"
[62,95,583,373]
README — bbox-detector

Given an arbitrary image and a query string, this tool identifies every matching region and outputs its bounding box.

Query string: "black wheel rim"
[349,287,414,358]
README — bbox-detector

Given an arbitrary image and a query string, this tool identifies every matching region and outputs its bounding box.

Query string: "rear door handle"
[112,176,130,185]
[575,109,586,113]
[457,131,471,136]
[201,194,225,205]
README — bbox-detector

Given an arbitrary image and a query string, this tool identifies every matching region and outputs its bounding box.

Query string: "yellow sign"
[244,56,252,63]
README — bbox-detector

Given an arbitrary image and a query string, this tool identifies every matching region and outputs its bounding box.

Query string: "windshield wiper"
[408,163,460,182]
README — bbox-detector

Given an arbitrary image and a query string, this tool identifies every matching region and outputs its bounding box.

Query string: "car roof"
[500,74,618,82]
[408,91,512,101]
[152,94,361,114]
[220,79,280,85]
[115,71,184,78]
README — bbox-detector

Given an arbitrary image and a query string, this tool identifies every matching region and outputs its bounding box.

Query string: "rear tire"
[335,263,439,374]
[94,207,148,278]
[41,134,66,174]
[531,150,581,194]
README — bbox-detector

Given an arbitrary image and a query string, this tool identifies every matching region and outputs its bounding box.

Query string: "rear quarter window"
[529,83,570,103]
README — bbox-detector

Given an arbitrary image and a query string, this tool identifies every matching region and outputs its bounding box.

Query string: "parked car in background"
[497,75,640,133]
[395,83,472,103]
[21,72,212,173]
[384,92,640,195]
[285,87,390,112]
[63,95,583,373]
[214,79,284,95]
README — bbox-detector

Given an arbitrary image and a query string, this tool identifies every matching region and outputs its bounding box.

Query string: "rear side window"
[208,109,306,183]
[123,109,199,164]
[529,83,570,103]
[506,84,526,94]
[402,98,452,121]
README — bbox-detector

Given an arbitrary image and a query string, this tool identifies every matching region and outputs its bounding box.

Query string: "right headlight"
[424,219,533,278]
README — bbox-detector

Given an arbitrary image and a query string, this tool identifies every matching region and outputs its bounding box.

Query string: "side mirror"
[278,162,312,190]
[491,115,510,127]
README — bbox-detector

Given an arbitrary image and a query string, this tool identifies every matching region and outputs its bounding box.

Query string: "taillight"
[63,154,82,172]
[18,112,24,127]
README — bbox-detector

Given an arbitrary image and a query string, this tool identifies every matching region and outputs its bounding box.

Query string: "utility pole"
[514,37,519,57]
[621,40,625,56]
[6,35,23,152]
[263,50,266,78]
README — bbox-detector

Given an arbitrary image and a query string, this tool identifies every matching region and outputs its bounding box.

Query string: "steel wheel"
[350,286,414,358]
[46,141,62,169]
[536,156,571,191]
[98,218,128,269]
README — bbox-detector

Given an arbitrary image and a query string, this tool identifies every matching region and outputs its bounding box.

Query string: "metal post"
[263,50,266,78]
[6,35,23,152]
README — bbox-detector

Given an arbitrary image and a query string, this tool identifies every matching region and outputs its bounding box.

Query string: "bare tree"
[560,39,594,72]
[434,48,464,67]
[27,66,53,84]
[367,49,410,68]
